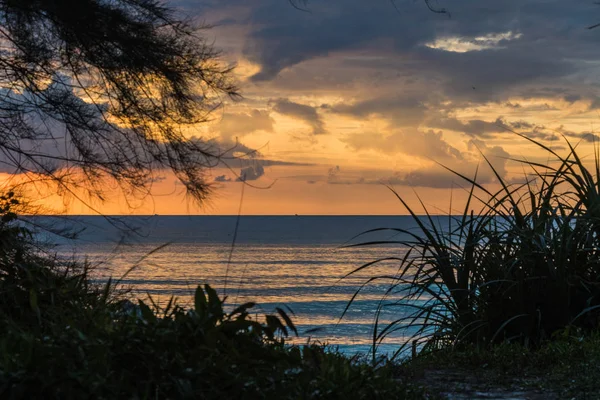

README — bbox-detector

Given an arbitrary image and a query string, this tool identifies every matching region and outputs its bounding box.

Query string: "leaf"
[230,302,256,318]
[276,307,298,336]
[490,314,529,344]
[194,285,207,317]
[204,284,224,319]
[266,315,287,337]
[137,300,156,323]
[570,305,600,324]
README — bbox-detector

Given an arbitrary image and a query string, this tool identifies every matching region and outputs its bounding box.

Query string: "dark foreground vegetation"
[343,137,600,398]
[348,137,600,358]
[0,194,423,399]
[7,138,600,399]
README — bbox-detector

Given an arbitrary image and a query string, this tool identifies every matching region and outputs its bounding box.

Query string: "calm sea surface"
[33,215,438,356]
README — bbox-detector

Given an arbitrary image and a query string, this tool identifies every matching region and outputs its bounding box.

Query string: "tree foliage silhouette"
[0,0,239,206]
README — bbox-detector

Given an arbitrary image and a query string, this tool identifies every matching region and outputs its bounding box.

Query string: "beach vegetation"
[347,134,600,361]
[0,197,424,399]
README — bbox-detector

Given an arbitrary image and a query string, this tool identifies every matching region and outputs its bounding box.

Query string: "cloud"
[504,102,522,109]
[142,175,167,184]
[203,138,314,171]
[418,46,572,103]
[491,119,598,143]
[328,97,427,127]
[564,94,582,103]
[214,174,232,182]
[241,1,410,81]
[271,98,326,135]
[172,0,600,192]
[426,115,504,138]
[375,140,511,189]
[563,131,600,143]
[326,165,362,185]
[0,77,127,176]
[0,79,291,182]
[177,0,600,124]
[188,0,600,149]
[380,169,467,189]
[324,137,512,189]
[343,129,463,160]
[222,0,591,103]
[498,119,560,141]
[426,115,567,141]
[327,165,341,182]
[217,110,274,141]
[0,84,313,183]
[424,31,523,53]
[467,139,510,179]
[238,165,265,181]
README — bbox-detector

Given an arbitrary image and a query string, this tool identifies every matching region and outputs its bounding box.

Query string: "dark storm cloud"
[239,0,560,85]
[271,98,326,134]
[241,1,438,82]
[588,96,600,110]
[564,131,600,143]
[0,78,297,179]
[505,102,522,108]
[427,116,504,138]
[424,115,566,141]
[564,94,582,103]
[191,0,600,106]
[494,120,559,141]
[489,120,597,143]
[420,47,571,102]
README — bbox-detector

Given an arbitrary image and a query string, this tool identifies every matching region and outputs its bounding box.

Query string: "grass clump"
[399,329,600,398]
[0,194,425,399]
[347,135,600,360]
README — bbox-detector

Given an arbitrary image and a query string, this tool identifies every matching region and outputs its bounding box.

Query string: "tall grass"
[346,135,600,361]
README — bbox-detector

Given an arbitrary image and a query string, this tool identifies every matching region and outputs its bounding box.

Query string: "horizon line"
[25,214,467,217]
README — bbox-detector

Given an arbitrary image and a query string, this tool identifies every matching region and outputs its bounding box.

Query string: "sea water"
[33,215,440,356]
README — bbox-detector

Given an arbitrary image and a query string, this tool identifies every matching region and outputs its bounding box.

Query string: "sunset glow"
[30,1,600,215]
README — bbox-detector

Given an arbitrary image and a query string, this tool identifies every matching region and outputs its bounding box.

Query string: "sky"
[51,1,600,214]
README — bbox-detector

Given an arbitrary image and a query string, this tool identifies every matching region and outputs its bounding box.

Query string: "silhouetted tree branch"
[0,0,239,205]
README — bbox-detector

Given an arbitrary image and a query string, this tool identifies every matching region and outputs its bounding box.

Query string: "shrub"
[0,196,423,399]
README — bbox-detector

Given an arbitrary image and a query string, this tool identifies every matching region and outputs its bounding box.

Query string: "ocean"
[34,215,435,357]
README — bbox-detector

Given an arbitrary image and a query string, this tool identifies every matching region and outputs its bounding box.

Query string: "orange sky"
[15,1,600,215]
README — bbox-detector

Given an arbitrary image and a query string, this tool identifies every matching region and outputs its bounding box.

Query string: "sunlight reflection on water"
[42,215,438,357]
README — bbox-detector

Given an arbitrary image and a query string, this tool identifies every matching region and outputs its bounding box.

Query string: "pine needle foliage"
[0,0,240,203]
